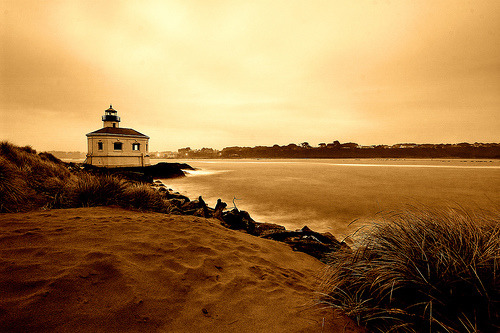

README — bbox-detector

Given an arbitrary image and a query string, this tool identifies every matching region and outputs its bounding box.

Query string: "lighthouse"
[85,105,150,167]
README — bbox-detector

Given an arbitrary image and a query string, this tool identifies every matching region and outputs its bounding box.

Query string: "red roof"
[86,127,149,138]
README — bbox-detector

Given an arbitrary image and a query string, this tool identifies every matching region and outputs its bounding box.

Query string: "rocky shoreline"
[151,180,349,262]
[78,161,349,261]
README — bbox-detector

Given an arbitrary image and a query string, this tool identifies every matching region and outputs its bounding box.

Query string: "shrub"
[320,207,500,332]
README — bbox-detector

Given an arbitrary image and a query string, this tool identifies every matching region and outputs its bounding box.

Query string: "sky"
[1,0,499,152]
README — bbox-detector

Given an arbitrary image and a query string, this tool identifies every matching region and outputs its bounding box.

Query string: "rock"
[300,225,313,233]
[239,211,256,234]
[221,209,256,233]
[167,198,186,208]
[288,240,337,261]
[139,162,193,178]
[198,196,206,208]
[320,232,339,243]
[168,206,183,215]
[221,209,245,230]
[193,208,207,217]
[182,199,202,211]
[261,229,344,262]
[165,192,190,203]
[213,199,227,221]
[251,223,286,237]
[183,196,209,217]
[261,231,298,242]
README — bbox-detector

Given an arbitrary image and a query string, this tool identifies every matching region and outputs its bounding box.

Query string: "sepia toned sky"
[1,0,499,152]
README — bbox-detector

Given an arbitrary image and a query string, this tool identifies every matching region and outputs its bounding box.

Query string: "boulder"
[300,225,313,233]
[185,197,209,217]
[168,206,183,215]
[261,228,343,262]
[193,208,207,217]
[167,198,186,208]
[221,209,257,233]
[212,199,227,221]
[251,223,286,237]
[165,192,190,203]
[288,240,337,261]
[182,199,202,211]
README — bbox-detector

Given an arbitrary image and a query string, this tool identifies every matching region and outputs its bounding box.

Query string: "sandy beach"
[0,207,361,332]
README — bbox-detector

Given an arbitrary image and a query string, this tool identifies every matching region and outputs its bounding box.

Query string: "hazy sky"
[1,0,499,152]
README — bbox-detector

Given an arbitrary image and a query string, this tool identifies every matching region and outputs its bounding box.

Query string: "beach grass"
[0,141,70,212]
[65,173,126,207]
[320,207,500,332]
[121,183,171,212]
[0,141,171,213]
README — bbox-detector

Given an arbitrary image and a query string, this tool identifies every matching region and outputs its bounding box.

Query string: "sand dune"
[0,207,361,332]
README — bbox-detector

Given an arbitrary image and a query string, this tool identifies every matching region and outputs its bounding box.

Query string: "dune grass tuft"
[121,183,172,213]
[320,207,500,332]
[64,173,127,208]
[0,141,174,213]
[0,156,32,212]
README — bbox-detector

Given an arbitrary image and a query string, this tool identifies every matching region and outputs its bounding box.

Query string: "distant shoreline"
[151,156,500,160]
[51,142,500,161]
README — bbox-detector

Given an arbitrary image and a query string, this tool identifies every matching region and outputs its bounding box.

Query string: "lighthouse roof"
[86,127,149,138]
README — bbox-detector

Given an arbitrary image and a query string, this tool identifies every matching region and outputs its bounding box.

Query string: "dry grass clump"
[0,141,171,213]
[0,156,32,212]
[121,183,172,213]
[63,173,127,208]
[0,142,70,212]
[320,207,500,332]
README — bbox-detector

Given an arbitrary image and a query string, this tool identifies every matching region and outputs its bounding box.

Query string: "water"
[157,159,500,238]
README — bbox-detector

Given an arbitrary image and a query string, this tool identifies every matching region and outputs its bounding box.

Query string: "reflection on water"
[183,169,230,176]
[157,159,500,238]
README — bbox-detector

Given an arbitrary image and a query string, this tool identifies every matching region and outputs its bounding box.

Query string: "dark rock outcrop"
[221,209,255,232]
[261,226,343,261]
[83,162,194,182]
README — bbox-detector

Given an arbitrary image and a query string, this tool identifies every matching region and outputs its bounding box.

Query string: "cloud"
[1,0,499,150]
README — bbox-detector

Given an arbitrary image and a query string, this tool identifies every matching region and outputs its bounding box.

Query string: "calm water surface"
[157,159,500,238]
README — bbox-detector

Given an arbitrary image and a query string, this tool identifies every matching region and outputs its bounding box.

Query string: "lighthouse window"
[113,142,122,150]
[97,142,103,150]
[132,143,140,151]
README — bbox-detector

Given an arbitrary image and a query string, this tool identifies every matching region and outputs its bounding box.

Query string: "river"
[157,158,500,238]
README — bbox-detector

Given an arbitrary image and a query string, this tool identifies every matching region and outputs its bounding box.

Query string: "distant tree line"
[171,142,500,159]
[47,151,87,160]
